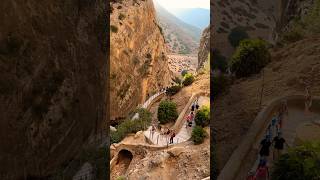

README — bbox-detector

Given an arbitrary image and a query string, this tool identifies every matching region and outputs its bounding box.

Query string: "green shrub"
[166,85,182,96]
[181,70,188,77]
[192,126,207,144]
[195,106,210,127]
[271,141,320,180]
[212,74,229,97]
[182,73,194,86]
[173,76,182,85]
[212,50,228,73]
[110,25,118,33]
[118,13,126,20]
[157,100,178,124]
[117,176,126,180]
[228,26,249,47]
[230,39,271,78]
[111,108,152,143]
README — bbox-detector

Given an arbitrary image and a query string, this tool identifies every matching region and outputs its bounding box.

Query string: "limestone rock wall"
[198,26,210,69]
[0,0,107,178]
[110,0,172,121]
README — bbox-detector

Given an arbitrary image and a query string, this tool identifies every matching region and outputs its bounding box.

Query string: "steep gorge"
[0,0,106,178]
[110,0,172,122]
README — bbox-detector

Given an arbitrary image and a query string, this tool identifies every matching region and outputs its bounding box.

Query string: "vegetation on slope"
[230,39,271,78]
[192,126,207,144]
[182,73,195,86]
[111,108,152,143]
[157,100,178,124]
[195,106,210,127]
[272,141,320,180]
[281,0,320,44]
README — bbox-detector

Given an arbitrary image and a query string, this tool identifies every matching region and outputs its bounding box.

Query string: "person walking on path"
[186,113,192,128]
[266,125,273,141]
[188,112,194,127]
[305,87,313,115]
[277,102,288,132]
[195,98,200,111]
[271,113,278,133]
[191,103,195,112]
[259,136,272,160]
[151,125,155,139]
[272,132,289,160]
[169,131,175,144]
[255,159,269,180]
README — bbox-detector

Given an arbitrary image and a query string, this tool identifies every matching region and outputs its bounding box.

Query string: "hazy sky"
[154,0,210,10]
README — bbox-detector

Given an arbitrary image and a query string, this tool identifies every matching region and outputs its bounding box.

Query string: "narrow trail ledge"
[218,95,320,180]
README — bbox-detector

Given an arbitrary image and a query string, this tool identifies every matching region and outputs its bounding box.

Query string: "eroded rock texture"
[0,0,107,178]
[110,0,172,121]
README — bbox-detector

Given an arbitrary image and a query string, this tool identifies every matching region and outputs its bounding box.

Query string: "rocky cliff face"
[198,27,210,69]
[278,0,314,32]
[212,0,277,58]
[110,0,172,121]
[211,0,315,58]
[0,0,106,178]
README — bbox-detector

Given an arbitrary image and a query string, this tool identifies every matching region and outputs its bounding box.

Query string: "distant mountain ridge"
[154,1,201,54]
[171,8,210,30]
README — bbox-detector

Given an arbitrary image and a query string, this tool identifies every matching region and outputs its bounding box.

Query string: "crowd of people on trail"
[247,101,289,180]
[247,86,314,180]
[157,127,176,144]
[185,99,200,128]
[149,98,201,145]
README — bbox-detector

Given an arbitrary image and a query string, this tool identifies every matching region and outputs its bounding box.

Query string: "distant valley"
[170,8,210,30]
[154,2,202,54]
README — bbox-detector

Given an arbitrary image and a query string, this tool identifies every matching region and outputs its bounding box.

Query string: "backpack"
[256,167,268,177]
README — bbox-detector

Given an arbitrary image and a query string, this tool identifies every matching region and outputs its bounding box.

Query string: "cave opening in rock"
[112,149,133,178]
[116,149,133,166]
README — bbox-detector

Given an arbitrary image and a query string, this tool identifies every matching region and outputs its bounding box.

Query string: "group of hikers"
[149,122,177,144]
[247,101,289,180]
[149,98,201,145]
[185,99,200,128]
[247,86,313,180]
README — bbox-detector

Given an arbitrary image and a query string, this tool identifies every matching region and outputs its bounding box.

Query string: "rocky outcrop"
[0,0,106,178]
[198,27,210,69]
[278,0,314,32]
[110,0,172,121]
